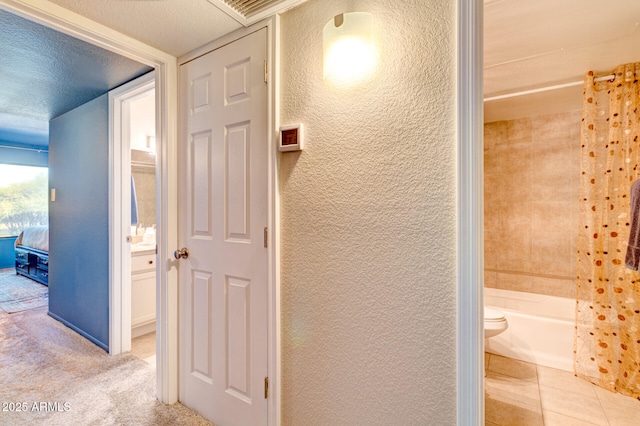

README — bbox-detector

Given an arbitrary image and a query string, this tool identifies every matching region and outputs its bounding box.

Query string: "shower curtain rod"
[484,74,616,102]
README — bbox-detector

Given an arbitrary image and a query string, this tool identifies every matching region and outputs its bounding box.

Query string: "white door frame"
[108,72,156,356]
[0,0,180,404]
[457,0,483,424]
[178,16,281,425]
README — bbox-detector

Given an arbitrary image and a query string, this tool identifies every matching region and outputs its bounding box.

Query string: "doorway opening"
[4,0,178,405]
[109,73,158,370]
[128,82,158,367]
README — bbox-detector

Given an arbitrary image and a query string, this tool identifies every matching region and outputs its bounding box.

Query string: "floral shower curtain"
[575,63,640,400]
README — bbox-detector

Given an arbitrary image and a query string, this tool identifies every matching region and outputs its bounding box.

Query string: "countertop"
[132,243,156,256]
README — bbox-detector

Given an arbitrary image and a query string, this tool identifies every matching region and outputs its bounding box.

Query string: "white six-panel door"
[178,28,268,426]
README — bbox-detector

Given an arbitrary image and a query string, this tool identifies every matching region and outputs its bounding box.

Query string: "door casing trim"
[457,0,483,424]
[108,72,156,357]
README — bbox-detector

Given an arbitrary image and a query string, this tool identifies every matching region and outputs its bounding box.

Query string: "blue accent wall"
[0,237,18,269]
[48,94,109,351]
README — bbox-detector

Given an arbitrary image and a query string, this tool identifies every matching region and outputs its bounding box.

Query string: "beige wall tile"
[507,117,533,143]
[132,168,156,228]
[484,111,581,297]
[484,271,498,288]
[484,240,499,270]
[493,272,533,292]
[499,172,532,206]
[484,172,503,209]
[531,172,573,202]
[532,111,581,141]
[531,261,573,281]
[529,276,575,298]
[498,140,532,176]
[497,248,534,272]
[484,150,498,175]
[531,201,573,277]
[532,202,573,243]
[485,272,574,298]
[531,139,573,201]
[484,121,507,149]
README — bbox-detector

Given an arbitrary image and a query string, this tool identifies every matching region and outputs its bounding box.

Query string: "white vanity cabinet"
[131,251,156,338]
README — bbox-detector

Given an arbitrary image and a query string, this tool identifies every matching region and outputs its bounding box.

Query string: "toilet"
[484,306,508,338]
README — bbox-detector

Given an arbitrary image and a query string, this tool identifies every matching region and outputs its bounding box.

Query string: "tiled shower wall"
[132,165,155,229]
[131,149,156,230]
[484,111,582,298]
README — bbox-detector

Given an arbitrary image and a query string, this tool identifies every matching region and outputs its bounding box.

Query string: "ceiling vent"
[207,0,307,26]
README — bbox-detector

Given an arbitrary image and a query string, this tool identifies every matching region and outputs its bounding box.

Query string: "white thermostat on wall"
[279,123,304,152]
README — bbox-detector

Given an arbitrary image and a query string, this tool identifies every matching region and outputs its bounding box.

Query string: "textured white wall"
[279,1,457,424]
[129,90,155,151]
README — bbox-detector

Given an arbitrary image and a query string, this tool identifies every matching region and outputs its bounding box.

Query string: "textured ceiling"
[46,0,243,57]
[0,9,153,148]
[484,0,640,122]
[0,115,48,147]
[0,0,299,150]
[48,0,640,123]
[8,0,635,138]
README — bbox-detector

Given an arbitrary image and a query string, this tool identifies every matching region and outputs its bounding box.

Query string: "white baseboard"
[132,321,155,338]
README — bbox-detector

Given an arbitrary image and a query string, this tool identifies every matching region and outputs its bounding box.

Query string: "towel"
[625,179,640,270]
[131,175,139,226]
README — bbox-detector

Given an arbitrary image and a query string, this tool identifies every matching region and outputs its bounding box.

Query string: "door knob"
[174,247,189,259]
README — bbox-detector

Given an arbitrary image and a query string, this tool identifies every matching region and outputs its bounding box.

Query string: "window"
[0,164,48,237]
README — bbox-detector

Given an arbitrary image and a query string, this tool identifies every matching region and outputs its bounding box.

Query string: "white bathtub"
[484,287,575,372]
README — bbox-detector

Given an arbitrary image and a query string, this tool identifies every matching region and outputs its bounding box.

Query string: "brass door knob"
[174,248,189,259]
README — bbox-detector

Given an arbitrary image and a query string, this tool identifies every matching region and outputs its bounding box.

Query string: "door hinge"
[264,227,268,248]
[264,377,269,399]
[264,60,268,84]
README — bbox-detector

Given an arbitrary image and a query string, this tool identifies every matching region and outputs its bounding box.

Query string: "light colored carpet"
[0,268,48,313]
[0,306,214,425]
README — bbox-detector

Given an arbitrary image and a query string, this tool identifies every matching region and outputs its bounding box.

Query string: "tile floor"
[129,338,640,424]
[131,331,156,367]
[485,353,640,426]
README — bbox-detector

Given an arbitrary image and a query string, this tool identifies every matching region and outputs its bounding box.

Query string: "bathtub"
[484,287,575,372]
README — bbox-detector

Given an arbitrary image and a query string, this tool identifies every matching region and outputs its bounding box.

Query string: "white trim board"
[109,72,156,357]
[269,15,282,426]
[0,0,180,405]
[457,0,484,424]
